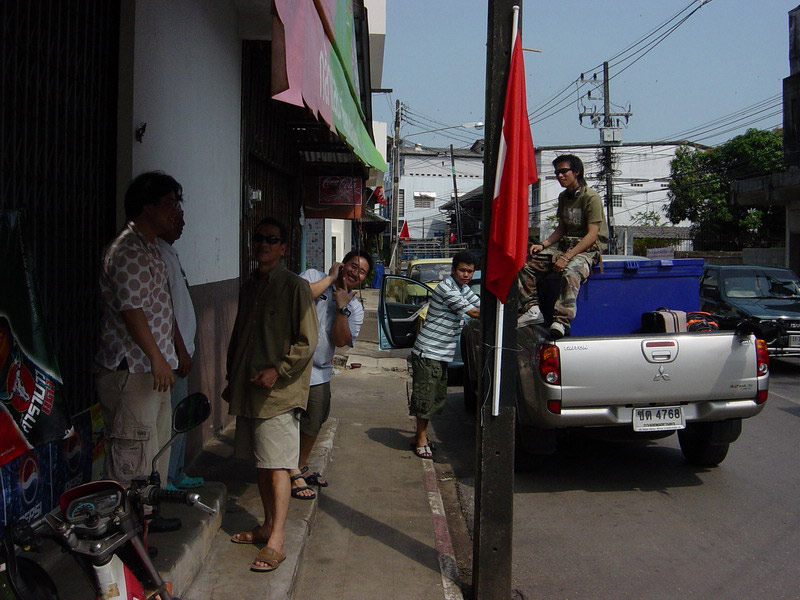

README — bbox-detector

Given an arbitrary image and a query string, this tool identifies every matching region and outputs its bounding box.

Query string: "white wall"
[399,150,483,238]
[325,220,352,270]
[130,0,242,285]
[537,145,688,238]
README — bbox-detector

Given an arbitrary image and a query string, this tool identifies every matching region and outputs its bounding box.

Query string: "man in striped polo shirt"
[410,251,480,459]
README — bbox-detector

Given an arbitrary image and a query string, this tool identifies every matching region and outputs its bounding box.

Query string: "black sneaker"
[149,516,182,533]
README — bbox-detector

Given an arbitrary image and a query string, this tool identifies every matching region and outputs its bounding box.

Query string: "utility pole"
[603,62,615,248]
[474,2,518,599]
[578,61,632,254]
[449,144,462,243]
[389,99,402,272]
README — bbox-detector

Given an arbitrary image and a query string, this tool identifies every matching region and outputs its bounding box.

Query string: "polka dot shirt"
[95,223,178,373]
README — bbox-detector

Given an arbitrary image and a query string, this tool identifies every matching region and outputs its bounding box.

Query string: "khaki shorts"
[299,382,331,437]
[234,410,300,469]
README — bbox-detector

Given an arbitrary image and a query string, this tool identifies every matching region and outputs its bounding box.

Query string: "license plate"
[632,406,685,432]
[789,334,800,347]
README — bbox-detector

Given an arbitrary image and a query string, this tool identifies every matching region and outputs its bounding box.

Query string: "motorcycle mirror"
[173,392,211,433]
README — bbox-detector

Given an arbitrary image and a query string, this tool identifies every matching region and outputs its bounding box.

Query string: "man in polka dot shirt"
[95,172,186,509]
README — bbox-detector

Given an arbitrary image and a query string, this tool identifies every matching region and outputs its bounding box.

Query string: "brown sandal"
[250,546,286,572]
[230,527,269,545]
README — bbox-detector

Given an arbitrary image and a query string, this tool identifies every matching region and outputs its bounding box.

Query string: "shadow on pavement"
[316,493,441,574]
[365,425,415,451]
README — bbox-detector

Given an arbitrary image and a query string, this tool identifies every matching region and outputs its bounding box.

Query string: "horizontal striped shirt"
[413,276,480,362]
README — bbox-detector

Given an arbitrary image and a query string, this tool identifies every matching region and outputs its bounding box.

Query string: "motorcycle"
[1,392,216,600]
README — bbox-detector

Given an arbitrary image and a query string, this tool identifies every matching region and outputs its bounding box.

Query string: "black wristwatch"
[337,306,351,317]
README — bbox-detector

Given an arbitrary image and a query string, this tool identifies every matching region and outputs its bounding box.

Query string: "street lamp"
[389,118,484,272]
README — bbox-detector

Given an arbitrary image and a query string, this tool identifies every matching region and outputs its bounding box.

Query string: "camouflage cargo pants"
[517,247,595,326]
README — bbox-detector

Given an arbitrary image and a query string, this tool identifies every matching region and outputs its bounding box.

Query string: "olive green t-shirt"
[556,185,609,253]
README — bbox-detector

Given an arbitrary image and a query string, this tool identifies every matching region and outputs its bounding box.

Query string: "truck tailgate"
[557,332,760,407]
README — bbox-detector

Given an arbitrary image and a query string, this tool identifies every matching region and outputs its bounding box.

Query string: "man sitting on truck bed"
[517,154,608,339]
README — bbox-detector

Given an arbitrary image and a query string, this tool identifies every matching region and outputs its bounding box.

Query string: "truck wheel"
[678,428,730,467]
[678,419,742,467]
[462,338,477,412]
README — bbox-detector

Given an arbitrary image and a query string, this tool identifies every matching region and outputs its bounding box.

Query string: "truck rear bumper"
[523,398,766,429]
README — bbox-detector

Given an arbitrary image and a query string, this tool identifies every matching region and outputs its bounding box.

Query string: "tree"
[666,128,785,250]
[631,210,663,227]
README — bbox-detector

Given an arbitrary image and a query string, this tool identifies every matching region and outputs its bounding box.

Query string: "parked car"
[700,264,800,357]
[405,258,453,287]
[458,257,769,467]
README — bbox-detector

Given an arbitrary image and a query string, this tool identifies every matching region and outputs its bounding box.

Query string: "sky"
[373,0,796,150]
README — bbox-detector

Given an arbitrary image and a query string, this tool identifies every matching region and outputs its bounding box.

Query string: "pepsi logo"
[65,432,83,474]
[18,452,39,506]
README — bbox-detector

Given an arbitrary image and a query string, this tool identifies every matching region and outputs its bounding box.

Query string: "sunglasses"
[554,168,573,175]
[253,233,284,245]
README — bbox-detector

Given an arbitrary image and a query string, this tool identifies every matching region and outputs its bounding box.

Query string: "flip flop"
[250,546,285,572]
[290,473,316,500]
[414,445,433,459]
[230,527,269,545]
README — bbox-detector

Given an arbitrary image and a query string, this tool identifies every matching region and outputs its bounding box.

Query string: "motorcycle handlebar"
[142,486,218,516]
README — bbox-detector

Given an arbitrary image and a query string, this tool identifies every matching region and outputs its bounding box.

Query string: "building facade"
[1,0,386,459]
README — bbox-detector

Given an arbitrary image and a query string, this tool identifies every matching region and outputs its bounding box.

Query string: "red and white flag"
[485,30,537,303]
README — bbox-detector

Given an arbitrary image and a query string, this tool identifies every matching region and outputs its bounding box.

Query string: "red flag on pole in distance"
[485,31,538,303]
[375,185,387,206]
[399,220,410,239]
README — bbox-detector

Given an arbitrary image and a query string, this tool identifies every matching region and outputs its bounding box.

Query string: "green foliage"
[631,210,663,227]
[667,128,785,250]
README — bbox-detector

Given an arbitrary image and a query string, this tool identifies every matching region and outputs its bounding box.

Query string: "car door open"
[378,275,432,349]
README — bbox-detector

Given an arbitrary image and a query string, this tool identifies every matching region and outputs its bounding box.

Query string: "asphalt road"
[431,356,800,600]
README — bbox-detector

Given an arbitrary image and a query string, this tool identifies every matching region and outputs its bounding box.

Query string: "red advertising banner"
[303,176,364,219]
[0,211,71,466]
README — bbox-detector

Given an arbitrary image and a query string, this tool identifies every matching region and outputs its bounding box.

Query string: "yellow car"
[405,258,453,288]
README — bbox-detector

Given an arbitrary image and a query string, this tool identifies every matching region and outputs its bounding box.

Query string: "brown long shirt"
[225,263,318,419]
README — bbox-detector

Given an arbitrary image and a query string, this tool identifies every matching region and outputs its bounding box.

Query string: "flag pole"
[491,5,520,417]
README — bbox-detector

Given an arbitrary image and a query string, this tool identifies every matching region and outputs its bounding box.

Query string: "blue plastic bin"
[371,264,385,289]
[566,258,704,336]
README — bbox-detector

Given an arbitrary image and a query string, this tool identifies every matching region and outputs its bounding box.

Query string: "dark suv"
[700,265,800,357]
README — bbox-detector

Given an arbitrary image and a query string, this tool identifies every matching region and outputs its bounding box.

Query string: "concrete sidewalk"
[184,337,463,599]
[23,332,464,599]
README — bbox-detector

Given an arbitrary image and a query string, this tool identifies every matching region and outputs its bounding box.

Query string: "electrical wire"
[528,0,711,127]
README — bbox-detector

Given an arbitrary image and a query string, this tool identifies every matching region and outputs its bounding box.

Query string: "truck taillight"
[756,339,769,376]
[755,339,769,404]
[538,344,561,386]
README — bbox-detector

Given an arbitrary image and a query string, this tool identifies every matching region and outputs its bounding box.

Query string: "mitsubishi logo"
[653,365,671,381]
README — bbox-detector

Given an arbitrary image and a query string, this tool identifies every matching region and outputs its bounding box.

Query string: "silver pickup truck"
[461,322,769,467]
[459,258,770,468]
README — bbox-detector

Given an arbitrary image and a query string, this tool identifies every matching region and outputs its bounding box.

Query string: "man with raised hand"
[288,249,372,499]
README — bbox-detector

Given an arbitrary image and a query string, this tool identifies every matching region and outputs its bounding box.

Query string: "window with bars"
[398,189,405,217]
[613,194,623,208]
[414,191,435,209]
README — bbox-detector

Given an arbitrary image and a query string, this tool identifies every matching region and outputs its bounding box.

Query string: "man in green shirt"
[223,217,318,572]
[517,154,608,338]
